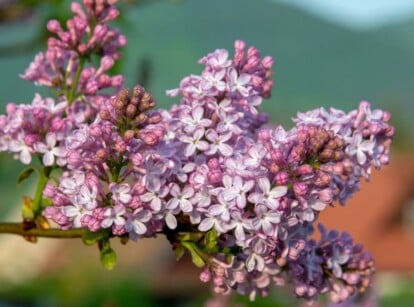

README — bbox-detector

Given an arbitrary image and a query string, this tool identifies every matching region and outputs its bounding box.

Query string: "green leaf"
[100,247,117,270]
[174,245,185,261]
[82,230,106,246]
[17,167,36,185]
[204,229,218,251]
[181,241,206,268]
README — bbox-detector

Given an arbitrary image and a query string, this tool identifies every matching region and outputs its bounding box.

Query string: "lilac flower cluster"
[1,0,125,166]
[21,0,125,109]
[0,0,394,304]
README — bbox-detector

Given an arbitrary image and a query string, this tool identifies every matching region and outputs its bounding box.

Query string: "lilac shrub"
[0,0,394,304]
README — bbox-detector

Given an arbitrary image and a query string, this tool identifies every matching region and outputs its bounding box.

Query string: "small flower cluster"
[20,0,125,108]
[0,0,125,166]
[0,94,68,165]
[0,0,394,305]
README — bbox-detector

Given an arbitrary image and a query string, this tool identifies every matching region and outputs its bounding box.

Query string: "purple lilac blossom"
[43,38,392,303]
[44,41,392,303]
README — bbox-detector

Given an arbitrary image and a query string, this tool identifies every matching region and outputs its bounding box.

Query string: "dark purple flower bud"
[293,182,308,196]
[208,170,222,184]
[67,150,82,168]
[296,164,313,176]
[132,181,145,194]
[50,117,66,132]
[270,149,284,162]
[208,158,220,169]
[24,134,39,146]
[275,171,289,185]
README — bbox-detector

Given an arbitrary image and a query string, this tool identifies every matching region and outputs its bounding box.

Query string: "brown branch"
[0,222,86,239]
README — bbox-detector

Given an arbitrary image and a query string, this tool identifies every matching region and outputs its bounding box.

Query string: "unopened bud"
[319,149,334,161]
[99,109,111,121]
[140,132,157,146]
[115,140,126,153]
[126,104,137,118]
[262,56,274,69]
[96,149,107,161]
[134,113,148,125]
[123,130,135,140]
[148,112,162,124]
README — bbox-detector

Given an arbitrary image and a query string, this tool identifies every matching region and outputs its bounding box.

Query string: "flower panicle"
[0,1,395,305]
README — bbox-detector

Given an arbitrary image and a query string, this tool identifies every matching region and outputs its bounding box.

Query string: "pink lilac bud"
[296,164,313,176]
[67,150,82,167]
[293,182,308,196]
[208,158,220,169]
[275,171,289,185]
[24,134,39,146]
[261,56,274,69]
[100,56,115,72]
[234,40,246,66]
[115,140,126,153]
[123,130,135,140]
[208,169,222,184]
[200,268,212,283]
[139,132,158,146]
[47,20,62,33]
[243,57,260,72]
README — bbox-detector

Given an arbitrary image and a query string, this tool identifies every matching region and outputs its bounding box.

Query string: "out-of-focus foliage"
[0,0,169,57]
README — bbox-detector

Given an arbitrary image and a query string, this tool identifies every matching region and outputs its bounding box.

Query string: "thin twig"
[0,222,86,239]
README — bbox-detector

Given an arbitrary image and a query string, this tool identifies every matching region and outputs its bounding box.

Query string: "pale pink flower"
[8,132,32,164]
[180,128,209,157]
[101,205,126,228]
[228,68,251,97]
[166,184,194,213]
[110,183,132,205]
[205,130,232,156]
[248,177,287,210]
[346,133,375,165]
[34,132,67,166]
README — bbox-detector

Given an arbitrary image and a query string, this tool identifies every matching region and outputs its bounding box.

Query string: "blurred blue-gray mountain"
[0,0,412,138]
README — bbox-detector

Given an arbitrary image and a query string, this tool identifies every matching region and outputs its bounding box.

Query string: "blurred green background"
[0,0,413,306]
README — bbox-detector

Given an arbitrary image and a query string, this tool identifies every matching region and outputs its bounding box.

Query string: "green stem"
[67,56,85,106]
[32,166,52,218]
[0,223,86,238]
[110,155,126,183]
